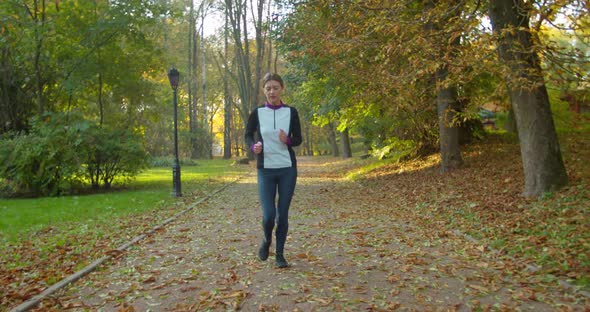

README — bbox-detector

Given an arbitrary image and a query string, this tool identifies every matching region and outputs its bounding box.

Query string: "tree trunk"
[304,124,312,156]
[436,66,463,172]
[328,122,339,157]
[201,10,212,159]
[226,0,254,136]
[189,2,200,159]
[223,7,232,159]
[253,0,266,106]
[223,97,232,158]
[226,0,257,159]
[0,48,13,132]
[33,0,47,116]
[98,71,104,125]
[340,127,352,158]
[425,0,463,172]
[243,2,255,113]
[488,0,568,197]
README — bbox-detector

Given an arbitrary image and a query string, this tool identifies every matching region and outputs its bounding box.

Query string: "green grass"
[0,159,249,242]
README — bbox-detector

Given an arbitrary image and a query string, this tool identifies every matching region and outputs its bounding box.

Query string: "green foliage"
[0,114,88,197]
[0,0,168,144]
[548,89,575,132]
[281,1,462,158]
[83,126,150,190]
[370,137,416,161]
[0,113,149,197]
[540,19,590,93]
[280,0,585,164]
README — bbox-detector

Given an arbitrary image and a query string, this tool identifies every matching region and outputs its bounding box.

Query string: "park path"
[44,157,584,311]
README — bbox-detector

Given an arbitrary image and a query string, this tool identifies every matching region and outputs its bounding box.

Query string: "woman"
[245,73,302,268]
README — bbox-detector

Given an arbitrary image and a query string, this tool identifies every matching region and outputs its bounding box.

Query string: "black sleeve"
[244,108,259,149]
[289,107,303,147]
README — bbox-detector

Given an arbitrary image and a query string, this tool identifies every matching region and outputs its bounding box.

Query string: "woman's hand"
[253,141,263,154]
[279,129,288,144]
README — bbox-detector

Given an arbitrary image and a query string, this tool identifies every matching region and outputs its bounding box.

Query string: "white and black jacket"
[245,103,303,169]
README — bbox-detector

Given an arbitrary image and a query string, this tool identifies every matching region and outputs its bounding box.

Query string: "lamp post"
[168,67,182,197]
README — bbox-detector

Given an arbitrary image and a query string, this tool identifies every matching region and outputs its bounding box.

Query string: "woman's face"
[264,80,283,106]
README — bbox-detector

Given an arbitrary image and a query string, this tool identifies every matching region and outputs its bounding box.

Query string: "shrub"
[84,126,149,189]
[0,114,87,197]
[370,137,416,160]
[0,113,149,197]
[149,156,198,167]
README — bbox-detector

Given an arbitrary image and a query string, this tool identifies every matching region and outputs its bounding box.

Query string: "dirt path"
[44,157,584,311]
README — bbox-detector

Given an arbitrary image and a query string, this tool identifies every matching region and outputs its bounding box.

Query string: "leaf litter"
[2,134,590,311]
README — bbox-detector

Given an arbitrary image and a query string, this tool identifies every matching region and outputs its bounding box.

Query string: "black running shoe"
[258,240,270,261]
[275,253,288,268]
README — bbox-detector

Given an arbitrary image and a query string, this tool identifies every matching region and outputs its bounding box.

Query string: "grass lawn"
[0,159,250,242]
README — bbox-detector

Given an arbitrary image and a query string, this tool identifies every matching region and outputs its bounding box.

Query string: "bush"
[0,114,87,197]
[149,156,198,167]
[0,113,149,197]
[370,137,416,160]
[83,125,149,189]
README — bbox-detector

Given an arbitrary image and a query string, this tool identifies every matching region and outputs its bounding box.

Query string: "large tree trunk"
[425,0,463,172]
[488,0,568,197]
[340,127,352,158]
[436,66,463,172]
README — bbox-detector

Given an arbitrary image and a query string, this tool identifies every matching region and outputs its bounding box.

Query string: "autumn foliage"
[1,131,589,310]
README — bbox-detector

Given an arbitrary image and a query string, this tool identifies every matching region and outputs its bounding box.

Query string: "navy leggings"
[257,166,297,254]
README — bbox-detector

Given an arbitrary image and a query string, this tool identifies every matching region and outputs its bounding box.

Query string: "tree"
[339,127,352,158]
[0,35,34,132]
[188,0,200,158]
[253,0,266,108]
[28,0,50,116]
[488,0,568,197]
[225,0,254,127]
[0,0,58,124]
[424,0,465,172]
[541,11,590,114]
[200,1,214,159]
[281,1,443,158]
[328,122,339,157]
[222,3,233,159]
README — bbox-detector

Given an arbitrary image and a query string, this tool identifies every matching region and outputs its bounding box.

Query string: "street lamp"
[167,67,182,197]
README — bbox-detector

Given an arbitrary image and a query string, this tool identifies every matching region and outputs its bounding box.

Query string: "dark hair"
[262,73,284,88]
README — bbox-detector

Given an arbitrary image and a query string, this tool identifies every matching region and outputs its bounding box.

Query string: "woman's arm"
[244,109,259,149]
[289,107,303,147]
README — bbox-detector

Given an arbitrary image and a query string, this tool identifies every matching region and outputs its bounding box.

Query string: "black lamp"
[167,67,182,197]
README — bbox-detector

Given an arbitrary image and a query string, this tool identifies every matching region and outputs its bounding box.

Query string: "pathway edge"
[9,175,245,312]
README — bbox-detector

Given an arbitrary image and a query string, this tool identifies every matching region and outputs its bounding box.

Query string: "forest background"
[0,0,588,198]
